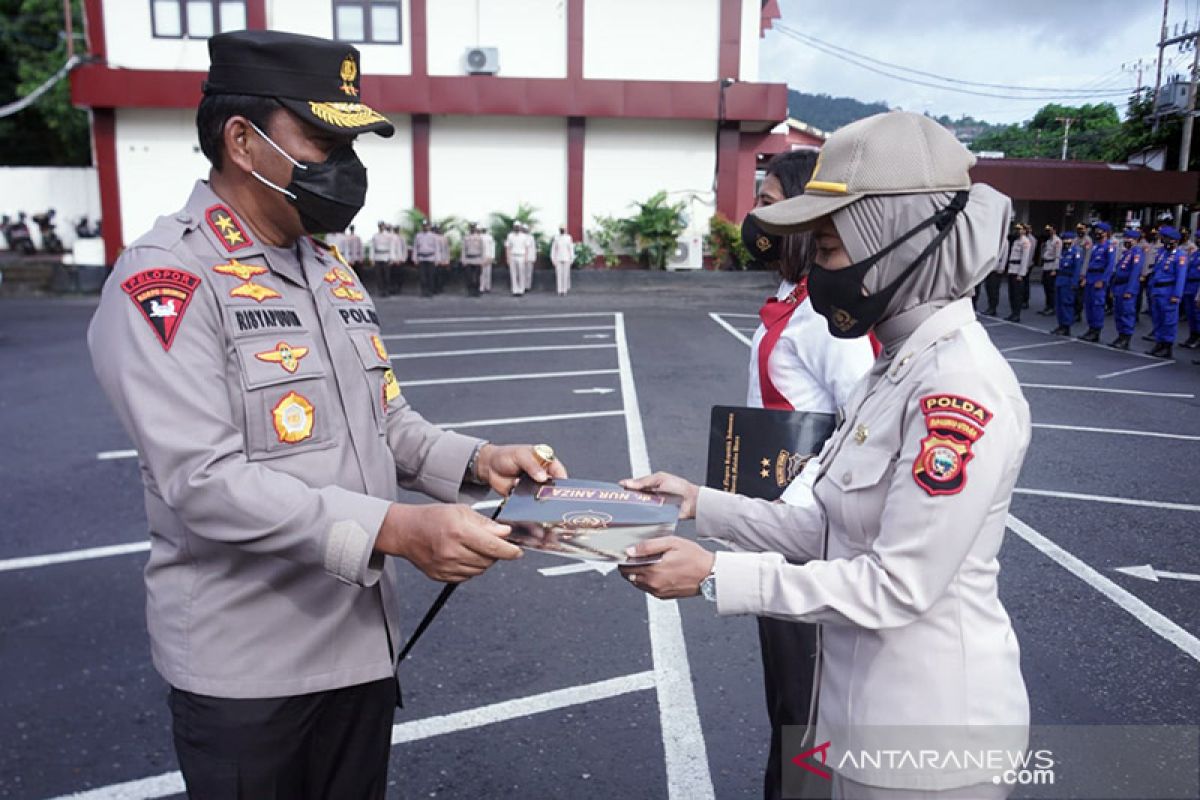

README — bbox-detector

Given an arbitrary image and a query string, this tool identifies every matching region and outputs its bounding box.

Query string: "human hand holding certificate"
[496,478,681,566]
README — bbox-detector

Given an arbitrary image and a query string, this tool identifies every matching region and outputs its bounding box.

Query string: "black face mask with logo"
[249,122,368,234]
[807,191,969,339]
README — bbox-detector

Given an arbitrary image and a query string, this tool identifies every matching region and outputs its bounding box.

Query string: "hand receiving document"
[496,478,681,566]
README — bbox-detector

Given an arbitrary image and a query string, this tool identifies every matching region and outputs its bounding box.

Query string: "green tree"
[971,102,1122,161]
[0,0,90,165]
[619,191,687,270]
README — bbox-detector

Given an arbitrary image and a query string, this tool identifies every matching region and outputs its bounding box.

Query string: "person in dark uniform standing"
[86,31,568,798]
[1051,231,1082,335]
[1077,221,1116,342]
[1108,229,1145,350]
[1146,225,1189,358]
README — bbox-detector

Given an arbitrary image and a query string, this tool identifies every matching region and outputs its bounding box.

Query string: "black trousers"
[757,617,823,800]
[1042,269,1056,310]
[386,262,404,296]
[463,263,481,296]
[418,260,436,296]
[1007,274,1024,319]
[984,272,1003,312]
[169,678,397,800]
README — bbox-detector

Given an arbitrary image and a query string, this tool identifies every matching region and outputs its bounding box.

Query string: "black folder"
[705,406,837,501]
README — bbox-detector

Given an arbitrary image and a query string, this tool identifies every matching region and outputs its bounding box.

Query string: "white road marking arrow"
[1114,565,1200,583]
[538,562,620,577]
[583,334,611,339]
[573,387,616,395]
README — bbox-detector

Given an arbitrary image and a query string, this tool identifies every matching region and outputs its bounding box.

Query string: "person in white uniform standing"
[506,223,528,296]
[550,225,575,296]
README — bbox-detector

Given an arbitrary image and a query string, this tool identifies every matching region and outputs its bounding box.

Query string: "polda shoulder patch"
[121,268,201,351]
[912,393,993,497]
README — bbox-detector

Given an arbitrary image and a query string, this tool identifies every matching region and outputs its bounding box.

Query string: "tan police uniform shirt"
[88,181,484,699]
[696,299,1031,791]
[1041,234,1062,273]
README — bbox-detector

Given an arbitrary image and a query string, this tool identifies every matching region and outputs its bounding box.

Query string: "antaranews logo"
[791,741,833,781]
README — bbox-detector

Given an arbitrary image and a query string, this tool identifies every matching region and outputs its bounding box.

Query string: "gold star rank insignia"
[761,458,771,468]
[229,280,282,303]
[255,341,309,374]
[213,259,267,281]
[760,469,770,479]
[272,391,315,444]
[371,335,389,361]
[204,204,253,252]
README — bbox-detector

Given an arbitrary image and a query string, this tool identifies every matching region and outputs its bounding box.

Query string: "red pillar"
[246,0,267,29]
[715,123,741,222]
[718,0,742,80]
[411,114,431,217]
[92,109,124,265]
[567,117,585,240]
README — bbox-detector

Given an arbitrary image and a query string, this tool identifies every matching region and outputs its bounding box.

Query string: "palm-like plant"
[488,203,541,266]
[620,191,688,270]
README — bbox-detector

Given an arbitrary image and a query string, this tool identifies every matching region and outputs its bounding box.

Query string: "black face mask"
[741,213,784,267]
[250,123,368,234]
[807,191,969,339]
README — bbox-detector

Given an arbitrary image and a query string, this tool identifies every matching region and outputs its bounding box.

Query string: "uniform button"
[175,213,192,224]
[842,471,852,483]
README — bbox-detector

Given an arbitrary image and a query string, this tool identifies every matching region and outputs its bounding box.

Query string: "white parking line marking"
[439,410,624,430]
[715,312,758,319]
[1096,360,1175,380]
[583,333,612,339]
[981,316,1158,360]
[50,672,658,800]
[391,344,615,360]
[709,312,753,347]
[573,387,616,395]
[1020,383,1195,399]
[96,449,137,461]
[614,312,715,800]
[404,312,618,324]
[1014,488,1200,513]
[2,503,502,574]
[1005,358,1072,365]
[0,541,150,573]
[383,325,614,341]
[1032,423,1200,442]
[1000,340,1071,353]
[400,369,619,388]
[1007,515,1200,663]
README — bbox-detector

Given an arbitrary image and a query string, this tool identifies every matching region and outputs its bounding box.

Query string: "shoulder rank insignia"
[255,341,309,374]
[383,368,401,404]
[213,259,267,281]
[120,268,201,351]
[205,204,252,252]
[229,280,283,303]
[912,394,993,497]
[371,334,389,361]
[272,391,315,443]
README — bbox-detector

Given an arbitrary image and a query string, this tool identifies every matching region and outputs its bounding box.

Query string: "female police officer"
[621,112,1030,799]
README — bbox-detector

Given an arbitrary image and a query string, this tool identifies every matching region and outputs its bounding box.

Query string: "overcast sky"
[759,0,1196,126]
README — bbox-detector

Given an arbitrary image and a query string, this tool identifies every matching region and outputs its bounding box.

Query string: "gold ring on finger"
[533,444,556,466]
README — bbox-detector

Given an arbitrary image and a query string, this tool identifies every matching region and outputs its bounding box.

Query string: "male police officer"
[461,222,485,297]
[1146,225,1189,358]
[1078,221,1116,342]
[413,219,438,297]
[1180,246,1200,349]
[550,224,574,296]
[1051,231,1082,335]
[1038,224,1062,316]
[1108,229,1145,350]
[87,31,567,798]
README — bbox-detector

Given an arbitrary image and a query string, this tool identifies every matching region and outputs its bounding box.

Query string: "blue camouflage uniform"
[1082,224,1117,333]
[1185,249,1200,343]
[1148,230,1189,345]
[1055,233,1082,329]
[1110,231,1145,337]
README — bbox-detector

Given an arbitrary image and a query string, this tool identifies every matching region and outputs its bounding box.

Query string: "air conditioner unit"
[464,47,499,75]
[667,233,704,271]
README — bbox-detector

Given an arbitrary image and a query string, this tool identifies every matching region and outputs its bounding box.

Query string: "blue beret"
[1122,228,1141,239]
[1092,221,1112,233]
[1160,225,1181,241]
[1061,231,1076,240]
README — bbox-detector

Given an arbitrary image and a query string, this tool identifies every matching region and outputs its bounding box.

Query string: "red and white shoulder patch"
[120,268,201,351]
[912,393,993,497]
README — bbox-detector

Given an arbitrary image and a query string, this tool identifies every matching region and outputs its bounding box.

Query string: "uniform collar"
[884,298,977,384]
[186,181,264,261]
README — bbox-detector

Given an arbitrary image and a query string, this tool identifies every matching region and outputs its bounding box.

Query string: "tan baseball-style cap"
[752,111,975,233]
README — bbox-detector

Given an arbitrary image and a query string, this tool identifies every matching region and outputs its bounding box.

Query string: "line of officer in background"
[1050,230,1082,335]
[983,222,1031,320]
[413,219,438,298]
[460,222,487,298]
[370,221,408,296]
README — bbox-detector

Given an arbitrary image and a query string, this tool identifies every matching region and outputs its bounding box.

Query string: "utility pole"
[1153,0,1170,131]
[1056,116,1075,160]
[1176,39,1200,226]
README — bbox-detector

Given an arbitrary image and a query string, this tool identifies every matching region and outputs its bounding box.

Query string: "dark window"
[332,0,403,44]
[150,0,247,39]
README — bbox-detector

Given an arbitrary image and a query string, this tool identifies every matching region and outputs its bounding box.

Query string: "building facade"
[71,0,788,263]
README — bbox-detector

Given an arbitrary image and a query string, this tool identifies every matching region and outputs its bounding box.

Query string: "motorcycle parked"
[1,213,36,255]
[31,209,64,254]
[75,216,102,239]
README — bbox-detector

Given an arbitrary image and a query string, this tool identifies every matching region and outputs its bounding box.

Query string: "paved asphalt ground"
[1,277,1199,800]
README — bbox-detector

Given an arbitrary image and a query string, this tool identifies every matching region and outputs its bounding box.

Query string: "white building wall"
[103,2,210,71]
[355,114,414,228]
[114,108,211,244]
[267,0,412,75]
[426,0,565,78]
[0,167,100,250]
[738,0,760,82]
[584,0,719,82]
[429,116,566,231]
[583,119,715,236]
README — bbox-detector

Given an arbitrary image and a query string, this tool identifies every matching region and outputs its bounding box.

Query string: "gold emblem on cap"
[533,444,556,466]
[756,235,772,252]
[309,101,386,128]
[339,54,359,97]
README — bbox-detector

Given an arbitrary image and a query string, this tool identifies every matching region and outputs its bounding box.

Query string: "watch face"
[701,574,717,602]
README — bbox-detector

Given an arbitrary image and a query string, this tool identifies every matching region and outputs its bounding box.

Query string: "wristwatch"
[699,569,717,603]
[465,441,489,485]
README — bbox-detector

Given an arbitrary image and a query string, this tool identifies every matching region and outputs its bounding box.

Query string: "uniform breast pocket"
[822,445,897,545]
[350,331,397,434]
[235,337,337,461]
